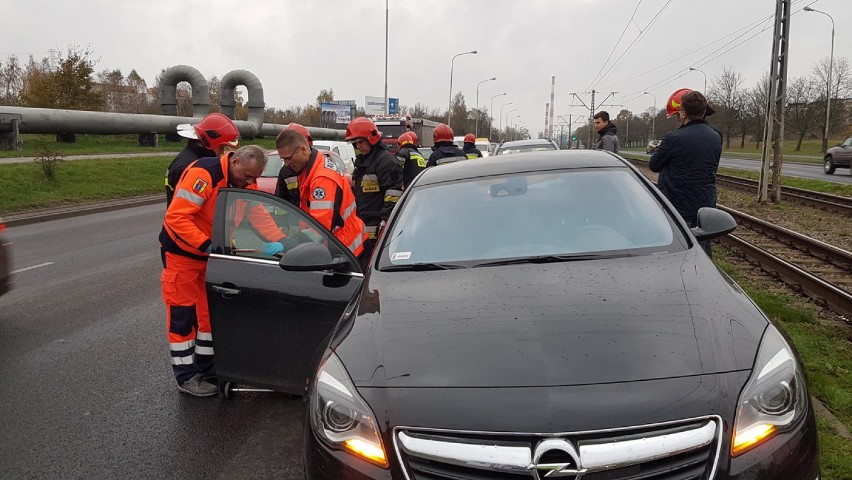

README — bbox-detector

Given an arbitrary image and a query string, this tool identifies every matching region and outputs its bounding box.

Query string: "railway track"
[717,206,852,316]
[627,157,852,216]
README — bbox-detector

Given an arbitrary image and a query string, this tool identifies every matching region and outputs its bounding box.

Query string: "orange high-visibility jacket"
[298,150,368,256]
[160,153,285,259]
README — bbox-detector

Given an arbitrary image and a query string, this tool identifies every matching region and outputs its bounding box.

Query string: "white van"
[312,141,356,176]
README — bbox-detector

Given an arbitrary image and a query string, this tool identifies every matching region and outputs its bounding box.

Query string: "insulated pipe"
[158,65,210,117]
[0,106,346,140]
[219,69,265,138]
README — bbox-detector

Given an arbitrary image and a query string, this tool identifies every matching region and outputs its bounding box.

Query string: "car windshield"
[377,124,406,138]
[843,137,852,147]
[497,143,556,155]
[314,145,330,150]
[379,169,685,268]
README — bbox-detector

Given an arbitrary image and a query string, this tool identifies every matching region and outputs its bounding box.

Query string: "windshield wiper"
[381,262,465,271]
[474,254,615,267]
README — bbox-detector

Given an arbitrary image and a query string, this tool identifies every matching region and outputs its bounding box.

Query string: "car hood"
[334,250,766,388]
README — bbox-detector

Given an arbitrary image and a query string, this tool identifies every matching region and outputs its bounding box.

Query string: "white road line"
[11,262,55,274]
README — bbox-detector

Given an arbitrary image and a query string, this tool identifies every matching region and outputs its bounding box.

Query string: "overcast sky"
[5,0,851,135]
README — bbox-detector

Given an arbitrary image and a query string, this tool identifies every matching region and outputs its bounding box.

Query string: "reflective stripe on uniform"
[384,189,403,203]
[195,346,214,355]
[197,332,213,341]
[348,230,365,251]
[171,354,194,365]
[310,200,334,210]
[342,202,356,221]
[365,224,379,240]
[170,340,195,351]
[437,156,467,165]
[175,189,205,206]
[285,177,298,190]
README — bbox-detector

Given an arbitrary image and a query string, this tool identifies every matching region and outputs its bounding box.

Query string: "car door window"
[216,189,350,264]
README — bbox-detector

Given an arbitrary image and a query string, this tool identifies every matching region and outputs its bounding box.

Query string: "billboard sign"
[320,103,352,124]
[365,96,386,116]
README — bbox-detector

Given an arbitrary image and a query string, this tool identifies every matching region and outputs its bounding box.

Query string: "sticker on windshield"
[391,251,411,261]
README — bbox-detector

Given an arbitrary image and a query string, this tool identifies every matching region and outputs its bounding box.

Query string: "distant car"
[256,149,351,195]
[646,139,662,154]
[493,138,558,156]
[313,141,357,171]
[823,136,852,174]
[0,218,10,298]
[205,150,819,479]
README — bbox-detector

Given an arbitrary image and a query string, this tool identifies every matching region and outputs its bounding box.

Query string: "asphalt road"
[0,205,306,479]
[627,151,852,185]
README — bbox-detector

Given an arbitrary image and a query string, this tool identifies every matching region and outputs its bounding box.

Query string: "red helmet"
[177,113,239,150]
[666,88,693,117]
[398,132,414,148]
[407,131,418,145]
[345,117,382,145]
[434,123,454,143]
[287,123,313,146]
[464,133,476,143]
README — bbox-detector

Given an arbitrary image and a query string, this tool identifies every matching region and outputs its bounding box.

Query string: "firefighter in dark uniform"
[274,123,313,207]
[165,113,239,206]
[462,133,483,159]
[395,132,426,189]
[427,123,467,167]
[347,117,403,269]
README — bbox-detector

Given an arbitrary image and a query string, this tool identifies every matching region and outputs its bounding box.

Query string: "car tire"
[824,157,836,174]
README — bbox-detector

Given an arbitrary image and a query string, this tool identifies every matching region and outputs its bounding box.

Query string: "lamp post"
[689,67,707,93]
[475,77,496,138]
[510,114,520,140]
[498,102,513,134]
[504,108,517,140]
[643,91,657,140]
[489,93,506,142]
[448,50,477,126]
[804,6,835,153]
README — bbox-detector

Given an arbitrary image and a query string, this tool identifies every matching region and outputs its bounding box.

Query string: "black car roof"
[414,150,629,186]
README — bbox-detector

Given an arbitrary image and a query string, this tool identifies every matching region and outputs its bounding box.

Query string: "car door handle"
[212,285,241,297]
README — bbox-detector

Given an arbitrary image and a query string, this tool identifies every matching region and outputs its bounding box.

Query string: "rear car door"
[206,188,363,395]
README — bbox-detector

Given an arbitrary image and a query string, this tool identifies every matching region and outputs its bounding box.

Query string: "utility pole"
[549,76,556,139]
[587,90,595,149]
[759,0,791,203]
[544,103,549,142]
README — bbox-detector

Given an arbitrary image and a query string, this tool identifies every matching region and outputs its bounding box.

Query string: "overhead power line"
[584,0,643,93]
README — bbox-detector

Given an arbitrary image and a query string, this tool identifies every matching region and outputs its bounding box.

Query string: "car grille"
[394,417,720,480]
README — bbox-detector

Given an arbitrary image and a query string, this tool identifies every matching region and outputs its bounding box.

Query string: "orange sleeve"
[246,203,286,242]
[305,176,339,232]
[164,166,217,253]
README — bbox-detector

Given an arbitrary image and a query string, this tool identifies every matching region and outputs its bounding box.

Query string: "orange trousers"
[161,250,214,384]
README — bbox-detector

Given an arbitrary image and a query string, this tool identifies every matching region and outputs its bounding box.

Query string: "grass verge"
[715,252,852,479]
[0,134,279,158]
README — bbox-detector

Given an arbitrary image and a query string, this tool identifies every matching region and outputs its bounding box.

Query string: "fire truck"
[373,116,439,154]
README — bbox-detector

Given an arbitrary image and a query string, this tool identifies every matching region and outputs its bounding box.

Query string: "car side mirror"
[279,242,349,272]
[690,207,737,242]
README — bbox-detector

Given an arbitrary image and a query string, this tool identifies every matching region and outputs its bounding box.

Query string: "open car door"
[206,188,363,395]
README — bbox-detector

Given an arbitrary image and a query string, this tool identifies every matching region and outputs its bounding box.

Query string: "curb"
[4,195,163,227]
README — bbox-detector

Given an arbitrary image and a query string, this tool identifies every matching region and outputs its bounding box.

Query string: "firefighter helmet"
[464,133,476,143]
[407,131,419,146]
[345,117,382,145]
[434,123,454,143]
[666,88,693,117]
[177,113,239,149]
[398,132,415,147]
[287,123,313,146]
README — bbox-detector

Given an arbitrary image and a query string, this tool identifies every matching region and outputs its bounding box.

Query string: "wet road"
[0,205,306,479]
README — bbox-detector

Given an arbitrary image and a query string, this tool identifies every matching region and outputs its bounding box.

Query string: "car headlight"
[731,325,807,456]
[310,351,388,468]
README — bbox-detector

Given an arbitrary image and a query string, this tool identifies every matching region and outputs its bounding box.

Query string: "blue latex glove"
[262,241,284,257]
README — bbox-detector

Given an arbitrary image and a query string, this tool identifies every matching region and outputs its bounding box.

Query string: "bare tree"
[0,55,24,105]
[785,76,821,151]
[742,75,769,149]
[811,56,852,145]
[708,66,745,149]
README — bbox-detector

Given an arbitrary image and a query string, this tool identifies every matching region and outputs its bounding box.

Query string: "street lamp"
[804,6,835,153]
[498,102,513,133]
[384,0,388,114]
[489,93,506,141]
[476,77,496,137]
[448,50,477,126]
[644,91,657,140]
[505,109,517,140]
[689,67,707,93]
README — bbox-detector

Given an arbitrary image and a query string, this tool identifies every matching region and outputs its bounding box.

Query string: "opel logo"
[529,439,586,479]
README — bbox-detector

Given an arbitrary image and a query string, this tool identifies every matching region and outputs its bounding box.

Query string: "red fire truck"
[373,116,439,154]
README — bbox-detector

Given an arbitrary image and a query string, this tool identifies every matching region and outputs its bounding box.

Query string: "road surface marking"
[12,262,54,274]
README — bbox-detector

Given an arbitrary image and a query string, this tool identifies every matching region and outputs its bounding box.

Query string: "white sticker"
[312,187,326,200]
[391,251,412,260]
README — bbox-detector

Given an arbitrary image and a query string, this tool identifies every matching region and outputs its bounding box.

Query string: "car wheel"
[824,157,836,174]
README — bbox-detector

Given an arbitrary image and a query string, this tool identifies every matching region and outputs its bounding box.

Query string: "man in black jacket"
[427,123,467,167]
[649,90,721,256]
[462,133,483,159]
[593,111,619,153]
[396,132,426,189]
[346,117,404,268]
